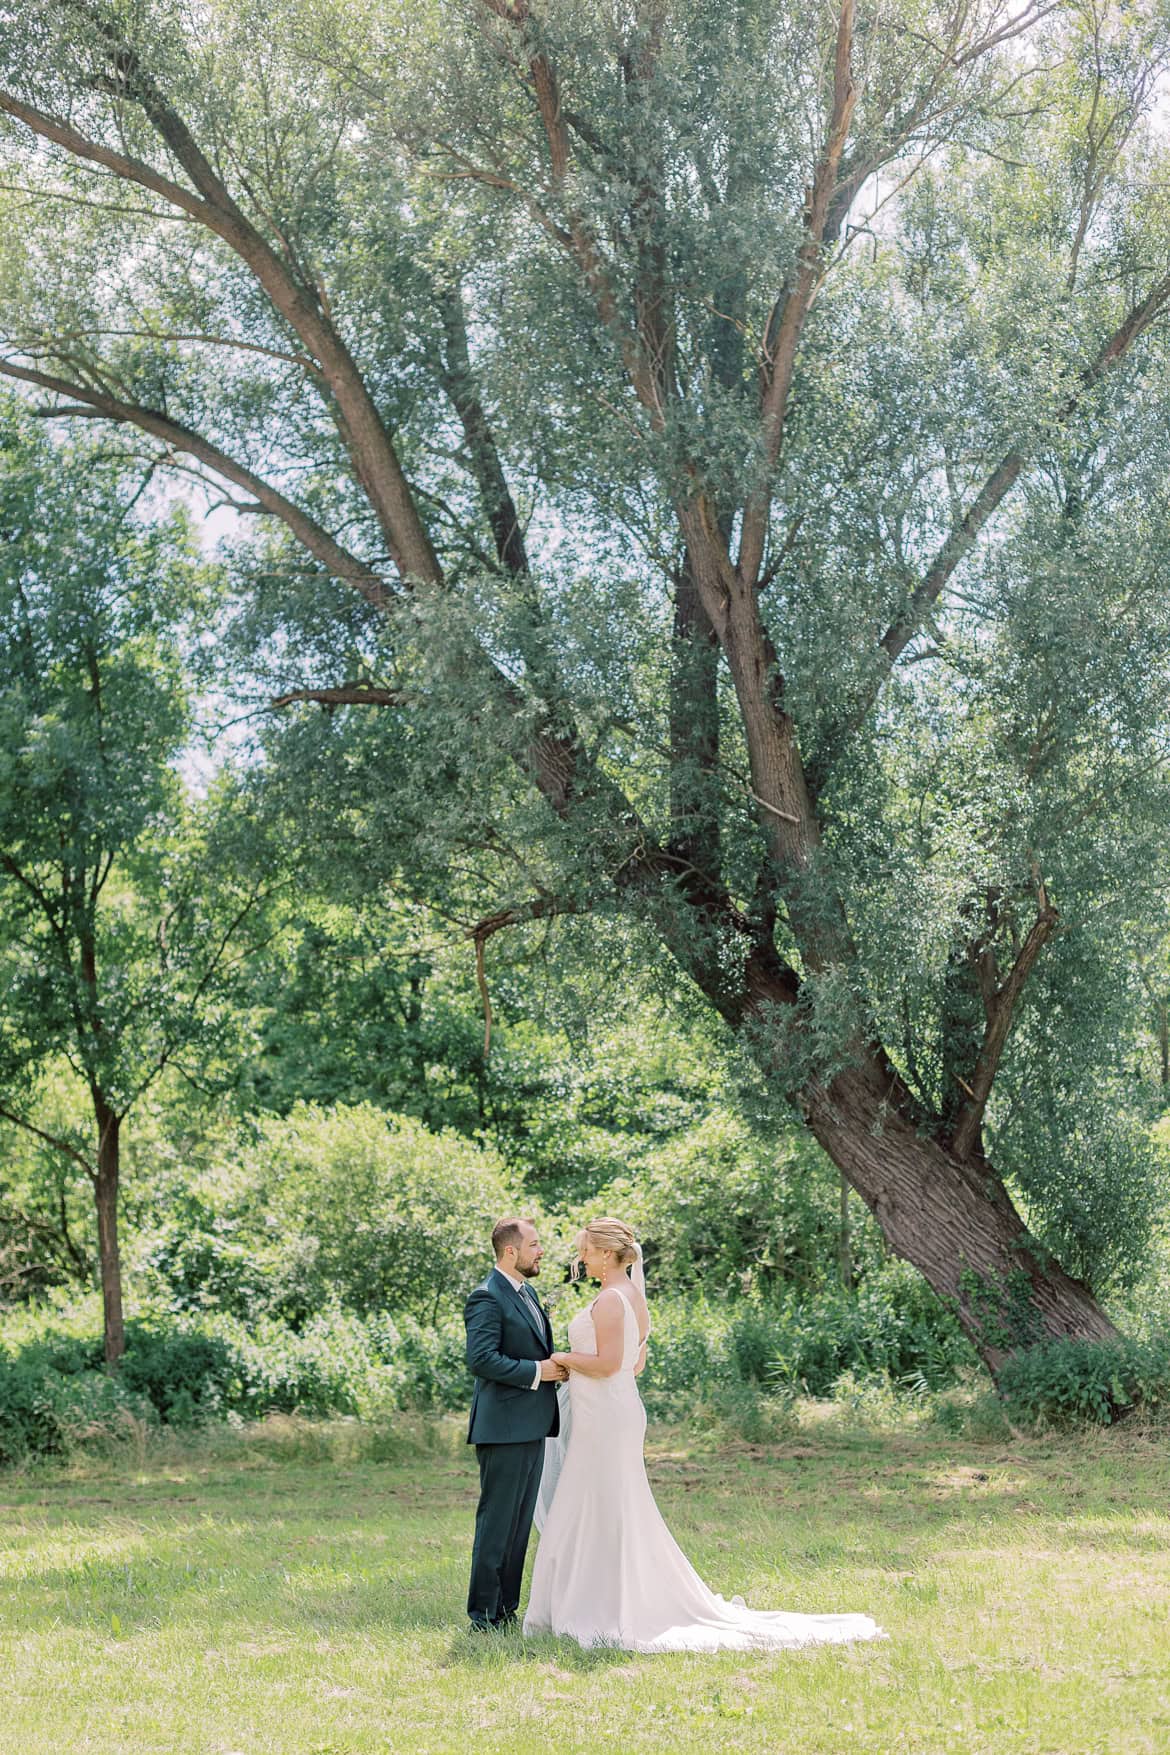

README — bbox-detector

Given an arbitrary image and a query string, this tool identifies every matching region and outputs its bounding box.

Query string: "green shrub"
[137,1202,303,1323]
[140,1105,518,1324]
[0,1300,472,1460]
[387,1313,469,1410]
[114,1325,241,1424]
[632,1267,971,1416]
[996,1332,1170,1429]
[164,1307,408,1420]
[600,1116,874,1300]
[636,1297,735,1416]
[761,1263,975,1397]
[0,1349,154,1464]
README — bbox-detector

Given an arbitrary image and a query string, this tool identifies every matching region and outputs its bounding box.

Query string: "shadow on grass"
[439,1628,636,1671]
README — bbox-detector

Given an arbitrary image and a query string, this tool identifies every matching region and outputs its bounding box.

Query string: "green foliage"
[0,403,286,1360]
[238,903,499,1130]
[604,1113,868,1297]
[638,1262,973,1418]
[996,1333,1170,1430]
[4,0,1170,1340]
[0,1306,157,1464]
[0,404,237,1112]
[0,1298,471,1459]
[958,1264,1048,1353]
[0,1251,976,1459]
[138,1103,518,1324]
[987,966,1169,1296]
[0,1355,155,1465]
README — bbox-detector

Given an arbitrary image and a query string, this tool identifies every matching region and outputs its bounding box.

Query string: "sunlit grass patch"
[2,1415,1169,1753]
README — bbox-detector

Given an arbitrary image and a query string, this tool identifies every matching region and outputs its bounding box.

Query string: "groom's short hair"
[492,1215,531,1258]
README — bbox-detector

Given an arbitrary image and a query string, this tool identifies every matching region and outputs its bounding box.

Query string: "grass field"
[1,1411,1168,1755]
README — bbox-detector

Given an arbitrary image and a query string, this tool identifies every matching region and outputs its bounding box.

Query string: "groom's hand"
[539,1358,569,1382]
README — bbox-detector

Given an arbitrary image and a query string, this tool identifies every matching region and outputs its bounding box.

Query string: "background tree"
[0,405,278,1361]
[3,0,1170,1365]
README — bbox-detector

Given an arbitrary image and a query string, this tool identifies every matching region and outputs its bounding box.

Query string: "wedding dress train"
[525,1295,884,1653]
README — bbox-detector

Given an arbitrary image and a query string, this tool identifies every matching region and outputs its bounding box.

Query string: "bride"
[523,1216,885,1653]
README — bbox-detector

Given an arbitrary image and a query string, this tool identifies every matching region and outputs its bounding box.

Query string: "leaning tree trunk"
[671,536,1121,1376]
[92,1097,125,1367]
[800,1046,1118,1373]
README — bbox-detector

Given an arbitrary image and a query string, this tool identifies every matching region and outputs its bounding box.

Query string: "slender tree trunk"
[838,1174,853,1290]
[93,1097,124,1366]
[1158,999,1168,1089]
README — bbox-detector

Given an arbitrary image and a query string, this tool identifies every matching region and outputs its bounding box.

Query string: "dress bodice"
[568,1291,644,1372]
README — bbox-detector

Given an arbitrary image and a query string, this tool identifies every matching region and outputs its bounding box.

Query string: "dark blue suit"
[464,1267,560,1627]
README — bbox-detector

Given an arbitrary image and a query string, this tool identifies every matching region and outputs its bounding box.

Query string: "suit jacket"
[464,1267,561,1445]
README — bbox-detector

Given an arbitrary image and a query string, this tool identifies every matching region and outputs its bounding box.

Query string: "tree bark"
[799,1043,1118,1370]
[668,551,722,886]
[92,1097,124,1367]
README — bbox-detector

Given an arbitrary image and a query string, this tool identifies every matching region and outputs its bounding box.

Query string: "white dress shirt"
[494,1265,544,1390]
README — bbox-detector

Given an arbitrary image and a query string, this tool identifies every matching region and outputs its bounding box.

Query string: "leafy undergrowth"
[1,1412,1168,1754]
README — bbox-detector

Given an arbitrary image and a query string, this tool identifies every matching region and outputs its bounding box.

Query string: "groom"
[464,1215,565,1632]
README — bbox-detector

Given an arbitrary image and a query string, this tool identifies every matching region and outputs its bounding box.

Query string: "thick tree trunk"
[672,535,1118,1374]
[800,1048,1118,1372]
[92,1099,124,1367]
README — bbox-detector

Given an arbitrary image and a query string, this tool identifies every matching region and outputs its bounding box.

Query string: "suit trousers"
[467,1438,544,1627]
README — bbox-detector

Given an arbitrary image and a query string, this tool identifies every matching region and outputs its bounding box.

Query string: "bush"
[0,1255,975,1462]
[634,1263,972,1417]
[389,1312,470,1410]
[138,1104,518,1324]
[996,1332,1170,1429]
[0,1300,473,1460]
[0,1348,154,1464]
[766,1266,974,1395]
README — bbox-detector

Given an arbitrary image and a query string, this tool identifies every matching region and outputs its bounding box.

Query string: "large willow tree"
[4,0,1170,1365]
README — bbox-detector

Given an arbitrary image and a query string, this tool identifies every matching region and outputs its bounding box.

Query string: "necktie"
[520,1282,542,1320]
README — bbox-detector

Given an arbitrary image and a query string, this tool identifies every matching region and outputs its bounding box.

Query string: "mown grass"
[1,1410,1168,1755]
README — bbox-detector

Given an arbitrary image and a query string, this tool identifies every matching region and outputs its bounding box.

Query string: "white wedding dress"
[524,1293,884,1653]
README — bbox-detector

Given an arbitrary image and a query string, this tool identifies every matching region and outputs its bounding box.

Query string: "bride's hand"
[551,1351,572,1372]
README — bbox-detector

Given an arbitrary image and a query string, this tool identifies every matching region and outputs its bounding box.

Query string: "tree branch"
[436,283,531,576]
[0,1104,97,1181]
[813,264,1170,775]
[737,0,857,590]
[467,894,577,1056]
[472,1,664,418]
[3,25,440,584]
[951,890,1059,1161]
[269,682,404,709]
[0,89,216,220]
[885,267,1170,668]
[0,358,393,609]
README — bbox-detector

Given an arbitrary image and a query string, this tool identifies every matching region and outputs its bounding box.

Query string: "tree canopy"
[3,0,1170,1364]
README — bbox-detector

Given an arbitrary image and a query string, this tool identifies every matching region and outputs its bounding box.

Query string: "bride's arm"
[551,1290,625,1378]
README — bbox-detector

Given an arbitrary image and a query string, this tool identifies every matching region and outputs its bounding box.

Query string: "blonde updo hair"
[575,1216,639,1273]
